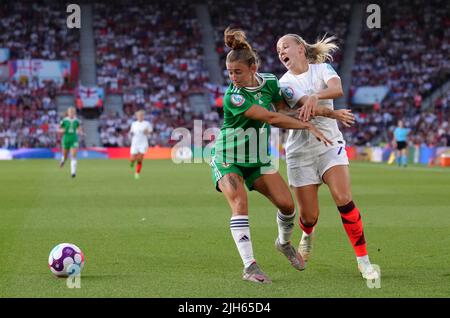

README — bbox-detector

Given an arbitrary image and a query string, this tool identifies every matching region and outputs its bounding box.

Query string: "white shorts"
[287,145,349,187]
[130,144,148,155]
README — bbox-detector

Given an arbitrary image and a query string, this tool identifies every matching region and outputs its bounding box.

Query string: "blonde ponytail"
[284,33,339,64]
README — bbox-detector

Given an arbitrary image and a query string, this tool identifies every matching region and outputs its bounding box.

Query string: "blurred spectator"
[208,0,351,83]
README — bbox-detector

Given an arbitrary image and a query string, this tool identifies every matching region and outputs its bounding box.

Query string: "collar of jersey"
[287,64,310,77]
[232,73,265,93]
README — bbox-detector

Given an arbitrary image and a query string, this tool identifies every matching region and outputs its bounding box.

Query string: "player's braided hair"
[224,27,260,68]
[284,33,338,64]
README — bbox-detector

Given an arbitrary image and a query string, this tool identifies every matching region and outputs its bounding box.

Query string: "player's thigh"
[291,185,320,224]
[322,165,352,206]
[218,173,248,215]
[252,172,295,213]
[286,157,322,188]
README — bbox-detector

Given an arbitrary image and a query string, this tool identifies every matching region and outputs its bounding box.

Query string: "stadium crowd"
[93,0,211,147]
[0,0,448,150]
[0,79,62,148]
[0,2,79,60]
[0,2,80,149]
[208,0,351,81]
[345,0,450,147]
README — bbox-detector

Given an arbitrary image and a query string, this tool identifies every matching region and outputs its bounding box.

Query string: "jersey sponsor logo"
[282,86,294,100]
[230,94,245,107]
[222,163,230,168]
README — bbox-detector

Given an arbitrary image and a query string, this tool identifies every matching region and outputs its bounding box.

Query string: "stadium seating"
[345,0,450,146]
[208,0,351,81]
[0,1,448,149]
[0,2,80,149]
[93,0,211,146]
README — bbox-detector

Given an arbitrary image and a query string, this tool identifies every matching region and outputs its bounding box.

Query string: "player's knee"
[300,214,318,226]
[231,197,247,212]
[277,199,295,215]
[334,193,352,207]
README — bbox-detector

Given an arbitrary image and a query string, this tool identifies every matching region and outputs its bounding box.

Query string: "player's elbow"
[266,113,280,126]
[333,87,344,98]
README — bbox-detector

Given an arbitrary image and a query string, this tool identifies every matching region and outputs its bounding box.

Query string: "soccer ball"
[48,243,85,277]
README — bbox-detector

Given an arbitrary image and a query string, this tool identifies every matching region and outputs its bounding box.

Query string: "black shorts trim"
[396,141,407,150]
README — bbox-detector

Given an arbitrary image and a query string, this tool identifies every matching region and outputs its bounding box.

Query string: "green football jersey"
[60,117,80,140]
[213,73,283,167]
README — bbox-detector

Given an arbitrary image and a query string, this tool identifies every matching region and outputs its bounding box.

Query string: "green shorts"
[62,137,79,150]
[210,158,274,192]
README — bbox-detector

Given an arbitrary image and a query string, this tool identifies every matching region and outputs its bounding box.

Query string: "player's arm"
[310,77,344,100]
[274,82,352,127]
[297,77,344,121]
[392,129,398,147]
[128,125,134,138]
[144,123,153,135]
[58,121,65,134]
[272,99,301,118]
[295,95,355,127]
[243,105,332,146]
[77,125,84,136]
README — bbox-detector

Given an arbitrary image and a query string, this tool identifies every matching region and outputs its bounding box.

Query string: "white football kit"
[279,63,349,187]
[130,120,153,155]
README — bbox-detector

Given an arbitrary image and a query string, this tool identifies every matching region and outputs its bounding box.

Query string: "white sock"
[230,215,255,268]
[277,210,296,244]
[60,157,65,163]
[71,159,77,175]
[357,255,370,264]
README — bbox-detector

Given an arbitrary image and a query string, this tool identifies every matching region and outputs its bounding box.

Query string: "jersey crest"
[230,94,245,107]
[282,86,294,100]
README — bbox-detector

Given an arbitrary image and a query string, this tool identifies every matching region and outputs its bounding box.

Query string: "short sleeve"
[224,93,254,116]
[321,63,340,84]
[279,75,307,108]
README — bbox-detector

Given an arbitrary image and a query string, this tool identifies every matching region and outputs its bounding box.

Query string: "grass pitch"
[0,159,449,297]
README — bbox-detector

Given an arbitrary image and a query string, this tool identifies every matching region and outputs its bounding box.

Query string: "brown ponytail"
[224,27,259,68]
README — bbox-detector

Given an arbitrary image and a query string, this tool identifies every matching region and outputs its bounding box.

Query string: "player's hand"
[307,124,333,146]
[298,95,318,122]
[334,109,355,127]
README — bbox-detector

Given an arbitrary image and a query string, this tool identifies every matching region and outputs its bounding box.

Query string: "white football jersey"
[130,120,153,146]
[279,63,344,159]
